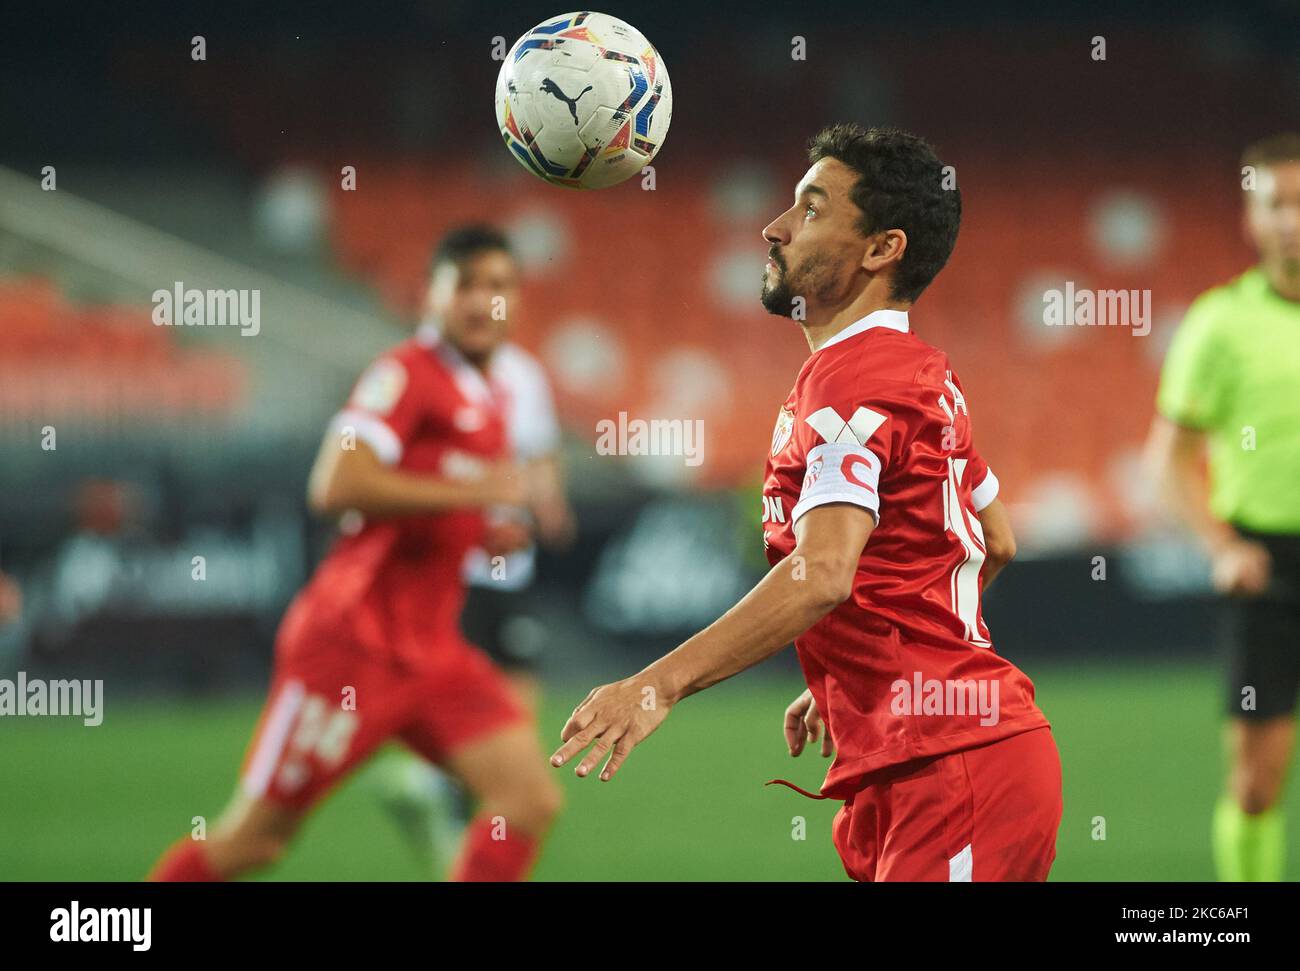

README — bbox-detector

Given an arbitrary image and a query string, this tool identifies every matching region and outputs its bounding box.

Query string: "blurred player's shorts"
[461,584,547,673]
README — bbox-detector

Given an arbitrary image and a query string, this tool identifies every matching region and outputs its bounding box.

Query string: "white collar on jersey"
[414,319,495,405]
[415,321,441,348]
[817,308,910,352]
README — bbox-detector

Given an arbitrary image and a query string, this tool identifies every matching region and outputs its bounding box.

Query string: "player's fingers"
[551,722,603,768]
[785,710,806,756]
[560,692,601,741]
[804,715,820,743]
[820,729,833,758]
[600,736,636,781]
[575,732,617,779]
[559,710,585,742]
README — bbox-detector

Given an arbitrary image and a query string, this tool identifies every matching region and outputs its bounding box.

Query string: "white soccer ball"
[494,11,673,190]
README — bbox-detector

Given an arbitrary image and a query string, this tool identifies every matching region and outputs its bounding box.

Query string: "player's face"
[761,158,869,317]
[1246,161,1300,274]
[426,249,520,364]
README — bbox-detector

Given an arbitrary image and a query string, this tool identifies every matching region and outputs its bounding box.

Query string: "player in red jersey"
[553,125,1061,881]
[149,225,562,882]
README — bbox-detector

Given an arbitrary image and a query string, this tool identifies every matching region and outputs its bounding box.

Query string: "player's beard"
[760,249,844,318]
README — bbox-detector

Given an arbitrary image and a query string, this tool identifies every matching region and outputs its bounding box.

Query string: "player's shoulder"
[801,327,951,399]
[1184,268,1266,329]
[351,330,449,407]
[383,328,460,383]
[491,341,549,385]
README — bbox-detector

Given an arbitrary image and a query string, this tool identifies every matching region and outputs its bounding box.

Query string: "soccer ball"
[494,11,672,189]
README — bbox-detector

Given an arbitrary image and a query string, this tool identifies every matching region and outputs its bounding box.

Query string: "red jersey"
[291,324,508,668]
[762,309,1049,798]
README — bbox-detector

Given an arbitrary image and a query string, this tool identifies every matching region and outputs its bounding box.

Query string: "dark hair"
[808,123,961,303]
[431,223,512,273]
[1241,133,1300,171]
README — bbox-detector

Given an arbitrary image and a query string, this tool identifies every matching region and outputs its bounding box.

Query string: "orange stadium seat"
[321,153,1251,511]
[0,277,245,424]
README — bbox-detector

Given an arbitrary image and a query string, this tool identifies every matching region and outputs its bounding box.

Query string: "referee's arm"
[1145,417,1270,596]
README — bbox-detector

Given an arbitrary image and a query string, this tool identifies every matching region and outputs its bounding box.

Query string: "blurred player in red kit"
[375,246,575,872]
[553,125,1062,881]
[149,225,562,882]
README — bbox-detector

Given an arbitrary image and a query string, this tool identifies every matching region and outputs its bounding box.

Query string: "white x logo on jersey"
[805,406,888,446]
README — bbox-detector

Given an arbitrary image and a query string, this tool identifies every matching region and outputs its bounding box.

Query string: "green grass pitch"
[2,661,1297,881]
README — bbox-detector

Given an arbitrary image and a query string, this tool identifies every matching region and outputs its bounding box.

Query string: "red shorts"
[239,611,526,811]
[832,726,1062,881]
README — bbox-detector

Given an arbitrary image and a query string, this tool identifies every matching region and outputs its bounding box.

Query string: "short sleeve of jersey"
[944,369,999,512]
[1157,294,1233,431]
[332,355,425,465]
[790,370,920,528]
[966,448,1000,511]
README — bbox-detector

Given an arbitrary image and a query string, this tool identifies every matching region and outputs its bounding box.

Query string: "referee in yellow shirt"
[1147,133,1300,881]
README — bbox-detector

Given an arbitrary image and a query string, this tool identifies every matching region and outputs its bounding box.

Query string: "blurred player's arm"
[307,433,521,518]
[527,453,576,548]
[1144,416,1269,595]
[552,502,871,780]
[977,497,1016,588]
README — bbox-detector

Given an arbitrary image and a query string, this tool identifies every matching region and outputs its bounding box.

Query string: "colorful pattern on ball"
[494,12,673,190]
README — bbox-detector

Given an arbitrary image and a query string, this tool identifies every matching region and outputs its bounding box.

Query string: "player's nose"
[763,218,790,248]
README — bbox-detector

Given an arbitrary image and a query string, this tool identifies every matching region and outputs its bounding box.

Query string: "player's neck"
[1261,261,1300,302]
[441,335,495,373]
[800,287,912,353]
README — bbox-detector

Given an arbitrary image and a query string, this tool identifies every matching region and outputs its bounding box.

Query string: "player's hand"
[482,520,533,557]
[479,462,528,507]
[551,676,673,781]
[784,689,832,758]
[532,497,577,549]
[1211,538,1271,597]
[0,572,20,627]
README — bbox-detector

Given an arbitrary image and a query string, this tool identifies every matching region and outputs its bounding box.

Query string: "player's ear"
[861,228,907,276]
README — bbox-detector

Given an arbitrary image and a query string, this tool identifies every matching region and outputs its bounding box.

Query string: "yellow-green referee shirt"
[1157,267,1300,534]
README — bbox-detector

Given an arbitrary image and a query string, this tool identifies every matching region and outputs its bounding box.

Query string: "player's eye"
[804,204,817,218]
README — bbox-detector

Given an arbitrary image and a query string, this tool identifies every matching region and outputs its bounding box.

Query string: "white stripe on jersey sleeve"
[331,409,403,465]
[971,469,1000,512]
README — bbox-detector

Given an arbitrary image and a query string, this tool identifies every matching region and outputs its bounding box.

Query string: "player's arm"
[306,431,521,518]
[551,502,872,781]
[977,497,1016,588]
[1144,415,1269,595]
[527,452,576,548]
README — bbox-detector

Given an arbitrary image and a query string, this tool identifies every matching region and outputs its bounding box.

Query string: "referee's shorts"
[1223,527,1300,720]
